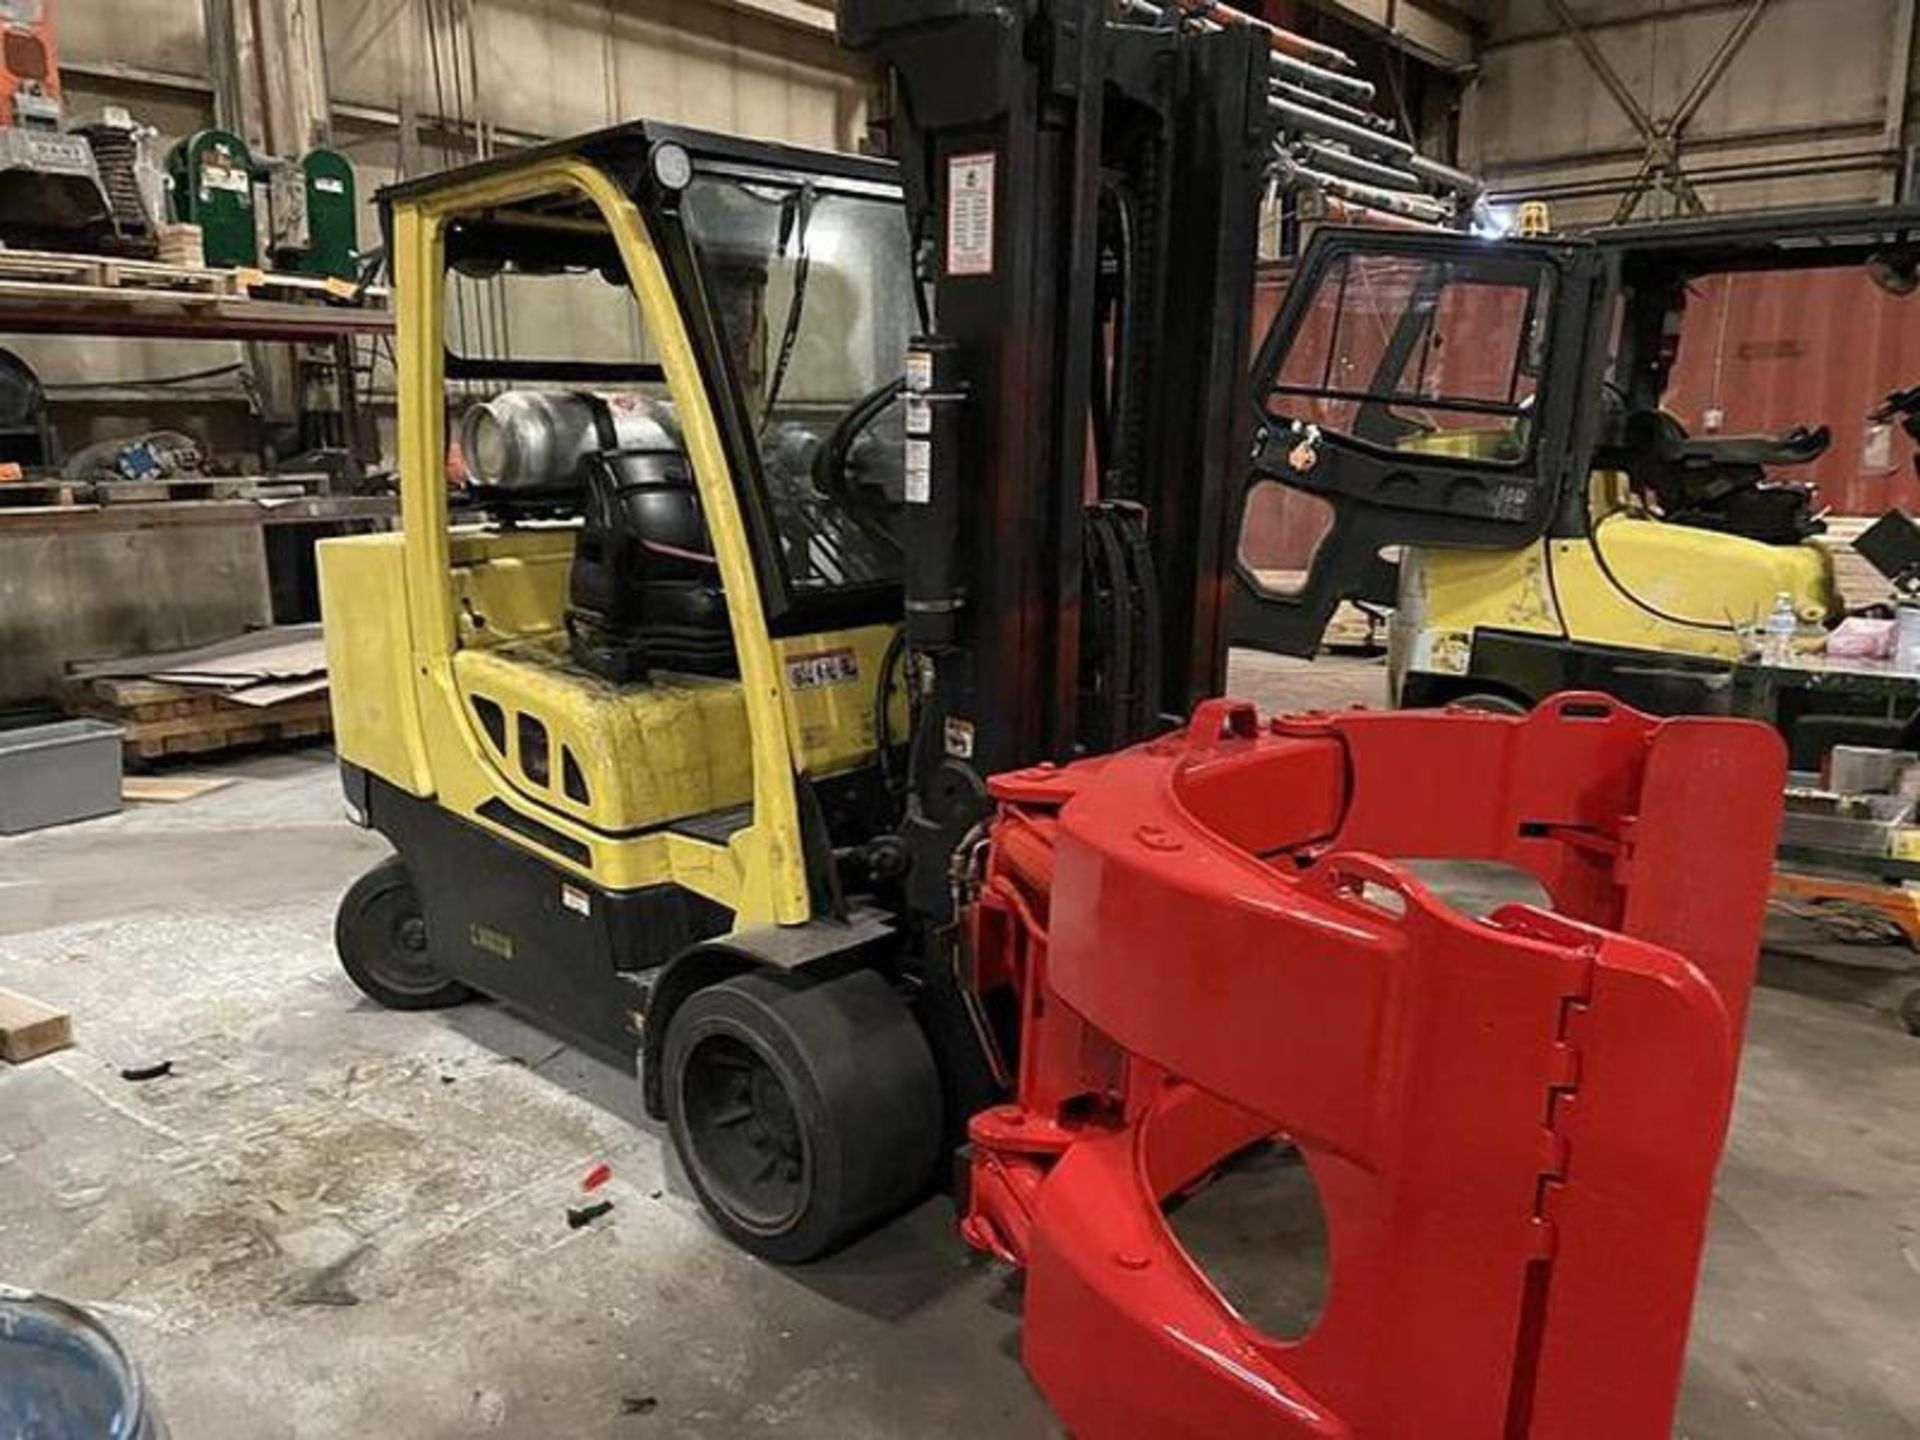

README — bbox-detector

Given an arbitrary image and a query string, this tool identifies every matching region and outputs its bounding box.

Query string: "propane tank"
[458,390,676,490]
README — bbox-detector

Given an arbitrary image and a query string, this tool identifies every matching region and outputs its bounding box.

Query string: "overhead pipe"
[1406,153,1483,200]
[1272,79,1395,135]
[1282,159,1455,222]
[1489,150,1897,206]
[1116,0,1479,224]
[1268,85,1479,203]
[1264,45,1377,105]
[1313,192,1449,232]
[1292,140,1426,195]
[1173,0,1355,72]
[1270,94,1417,165]
[1117,0,1376,106]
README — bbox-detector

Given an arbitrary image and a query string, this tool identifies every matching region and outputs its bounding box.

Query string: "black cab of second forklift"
[1239,203,1920,758]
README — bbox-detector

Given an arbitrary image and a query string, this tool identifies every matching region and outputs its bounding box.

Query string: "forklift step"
[669,803,754,845]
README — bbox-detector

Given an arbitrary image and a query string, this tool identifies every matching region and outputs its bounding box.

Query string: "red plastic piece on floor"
[961,692,1785,1439]
[582,1162,612,1192]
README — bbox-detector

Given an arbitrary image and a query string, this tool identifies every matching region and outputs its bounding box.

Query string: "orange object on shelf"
[0,1,64,128]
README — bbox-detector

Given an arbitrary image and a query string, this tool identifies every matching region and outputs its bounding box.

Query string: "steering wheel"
[811,376,906,553]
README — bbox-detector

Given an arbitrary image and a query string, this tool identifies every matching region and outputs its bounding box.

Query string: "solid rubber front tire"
[335,856,474,1011]
[663,967,943,1264]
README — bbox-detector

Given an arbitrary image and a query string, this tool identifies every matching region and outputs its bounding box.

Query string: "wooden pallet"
[231,267,380,305]
[0,473,323,510]
[63,675,333,761]
[0,246,240,296]
[0,247,386,310]
[91,476,319,505]
[0,479,80,508]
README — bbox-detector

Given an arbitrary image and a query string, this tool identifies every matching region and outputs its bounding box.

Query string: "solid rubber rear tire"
[335,856,474,1011]
[663,967,943,1264]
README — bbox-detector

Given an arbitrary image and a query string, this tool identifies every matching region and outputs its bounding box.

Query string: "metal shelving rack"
[0,257,398,534]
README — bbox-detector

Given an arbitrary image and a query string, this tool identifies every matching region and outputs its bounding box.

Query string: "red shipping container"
[1663,267,1920,519]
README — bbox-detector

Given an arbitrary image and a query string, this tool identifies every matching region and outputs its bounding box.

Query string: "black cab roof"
[378,117,899,210]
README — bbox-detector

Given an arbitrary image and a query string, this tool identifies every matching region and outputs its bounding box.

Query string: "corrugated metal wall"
[1463,0,1913,227]
[326,0,870,177]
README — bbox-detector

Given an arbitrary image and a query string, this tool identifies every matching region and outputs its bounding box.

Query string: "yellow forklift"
[323,129,938,1259]
[321,3,1286,1261]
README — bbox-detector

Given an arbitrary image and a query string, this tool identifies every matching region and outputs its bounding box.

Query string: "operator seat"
[1606,408,1828,545]
[568,434,736,684]
[457,390,736,684]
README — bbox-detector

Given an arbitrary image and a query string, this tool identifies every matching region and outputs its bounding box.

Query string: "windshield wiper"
[761,182,817,428]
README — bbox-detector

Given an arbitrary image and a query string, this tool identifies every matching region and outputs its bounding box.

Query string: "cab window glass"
[679,176,915,596]
[442,198,661,375]
[446,264,656,368]
[438,196,671,500]
[1266,250,1553,467]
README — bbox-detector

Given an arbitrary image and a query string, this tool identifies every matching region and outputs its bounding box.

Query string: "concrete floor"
[0,653,1916,1438]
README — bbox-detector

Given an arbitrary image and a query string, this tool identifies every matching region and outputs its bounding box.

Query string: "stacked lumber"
[61,626,331,761]
[155,224,205,270]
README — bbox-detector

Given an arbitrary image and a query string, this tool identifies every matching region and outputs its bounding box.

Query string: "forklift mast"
[838,0,1274,915]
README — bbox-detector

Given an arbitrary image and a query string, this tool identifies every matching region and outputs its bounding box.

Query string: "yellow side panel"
[382,167,810,924]
[317,533,434,796]
[448,527,576,649]
[452,638,754,832]
[413,654,746,908]
[1555,518,1836,656]
[1404,517,1839,675]
[773,623,902,779]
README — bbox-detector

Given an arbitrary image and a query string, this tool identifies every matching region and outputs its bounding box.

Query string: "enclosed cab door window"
[1269,250,1553,469]
[1232,234,1586,657]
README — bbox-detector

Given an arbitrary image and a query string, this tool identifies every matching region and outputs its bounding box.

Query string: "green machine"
[285,148,359,281]
[166,128,360,280]
[166,128,256,267]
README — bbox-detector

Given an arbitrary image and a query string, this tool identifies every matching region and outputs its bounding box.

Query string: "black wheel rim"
[680,1033,809,1234]
[363,889,446,997]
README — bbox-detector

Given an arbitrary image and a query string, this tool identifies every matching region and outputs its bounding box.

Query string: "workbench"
[1737,656,1920,1033]
[1733,652,1920,722]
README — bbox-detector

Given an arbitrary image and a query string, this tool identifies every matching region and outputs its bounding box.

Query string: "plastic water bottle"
[1898,601,1920,673]
[1762,592,1797,668]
